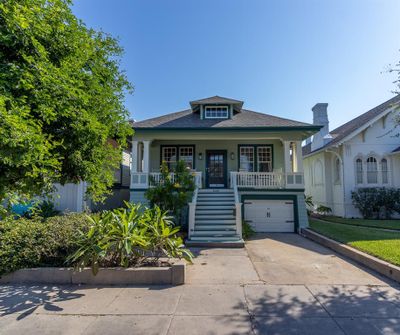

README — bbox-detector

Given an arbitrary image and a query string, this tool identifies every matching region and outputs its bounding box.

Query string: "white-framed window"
[239,146,254,172]
[257,146,272,172]
[162,146,194,169]
[366,156,378,184]
[334,158,341,184]
[179,146,194,169]
[381,158,388,184]
[204,106,229,119]
[162,147,177,169]
[355,158,363,184]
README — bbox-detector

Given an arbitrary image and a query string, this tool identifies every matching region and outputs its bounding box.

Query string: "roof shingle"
[132,108,314,129]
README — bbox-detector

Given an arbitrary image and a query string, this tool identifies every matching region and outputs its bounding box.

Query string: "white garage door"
[244,199,295,232]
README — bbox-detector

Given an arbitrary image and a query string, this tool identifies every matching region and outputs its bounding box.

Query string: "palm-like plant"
[67,203,193,275]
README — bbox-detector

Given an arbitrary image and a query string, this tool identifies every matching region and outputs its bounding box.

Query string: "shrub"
[0,213,90,275]
[351,188,400,219]
[242,221,256,240]
[145,161,195,226]
[67,203,193,275]
[316,205,332,216]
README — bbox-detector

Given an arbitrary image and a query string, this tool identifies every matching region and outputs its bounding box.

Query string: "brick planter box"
[0,261,185,286]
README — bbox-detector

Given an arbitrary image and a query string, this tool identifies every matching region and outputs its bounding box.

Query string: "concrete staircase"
[186,189,244,247]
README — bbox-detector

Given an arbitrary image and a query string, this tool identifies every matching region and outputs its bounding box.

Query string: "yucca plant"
[142,206,194,264]
[67,203,193,275]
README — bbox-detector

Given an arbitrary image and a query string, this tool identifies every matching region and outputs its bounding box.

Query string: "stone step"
[188,235,242,242]
[191,232,238,238]
[195,219,236,225]
[185,239,245,248]
[195,214,235,220]
[196,204,235,210]
[196,208,233,216]
[194,225,236,231]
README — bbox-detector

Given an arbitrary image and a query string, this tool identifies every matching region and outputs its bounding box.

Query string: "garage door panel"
[244,199,295,233]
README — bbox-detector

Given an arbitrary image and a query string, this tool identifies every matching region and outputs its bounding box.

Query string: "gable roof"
[393,146,400,153]
[190,95,243,106]
[132,108,316,129]
[304,94,400,156]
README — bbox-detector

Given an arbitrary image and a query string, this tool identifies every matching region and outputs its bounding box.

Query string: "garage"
[244,199,295,232]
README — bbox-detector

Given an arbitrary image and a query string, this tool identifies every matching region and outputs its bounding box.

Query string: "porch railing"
[230,172,303,189]
[131,172,202,189]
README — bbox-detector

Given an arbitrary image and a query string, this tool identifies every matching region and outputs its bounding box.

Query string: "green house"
[131,96,320,246]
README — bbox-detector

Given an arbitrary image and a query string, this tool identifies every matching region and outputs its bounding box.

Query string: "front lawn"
[319,216,400,231]
[309,219,400,266]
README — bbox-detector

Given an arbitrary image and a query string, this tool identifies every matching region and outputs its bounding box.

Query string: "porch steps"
[186,188,244,247]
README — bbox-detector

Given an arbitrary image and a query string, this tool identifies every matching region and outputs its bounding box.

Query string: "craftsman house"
[130,96,321,245]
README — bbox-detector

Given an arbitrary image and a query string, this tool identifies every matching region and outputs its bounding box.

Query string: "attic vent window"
[204,106,229,119]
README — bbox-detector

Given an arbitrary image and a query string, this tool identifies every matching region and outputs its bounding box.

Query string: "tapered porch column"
[131,141,139,173]
[142,140,152,173]
[283,141,292,173]
[294,141,304,173]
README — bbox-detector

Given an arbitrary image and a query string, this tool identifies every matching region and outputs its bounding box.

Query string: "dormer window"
[204,106,229,119]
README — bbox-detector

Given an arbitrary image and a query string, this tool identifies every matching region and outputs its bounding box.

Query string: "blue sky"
[72,0,400,130]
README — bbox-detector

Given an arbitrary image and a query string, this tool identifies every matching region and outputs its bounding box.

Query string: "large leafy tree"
[0,0,133,203]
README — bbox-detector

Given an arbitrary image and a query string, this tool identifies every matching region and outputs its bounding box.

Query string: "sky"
[72,0,400,130]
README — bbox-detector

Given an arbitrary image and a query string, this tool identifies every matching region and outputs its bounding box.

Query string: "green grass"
[321,216,400,230]
[309,219,400,266]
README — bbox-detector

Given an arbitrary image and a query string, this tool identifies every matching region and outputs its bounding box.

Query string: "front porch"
[130,138,307,245]
[130,138,305,191]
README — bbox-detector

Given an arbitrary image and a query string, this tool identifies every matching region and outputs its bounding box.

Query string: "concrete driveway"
[1,234,400,335]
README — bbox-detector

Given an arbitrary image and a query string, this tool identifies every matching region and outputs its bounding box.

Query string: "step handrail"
[188,174,201,239]
[231,172,242,238]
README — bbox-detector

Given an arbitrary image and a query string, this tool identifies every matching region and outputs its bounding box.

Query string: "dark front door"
[206,150,227,188]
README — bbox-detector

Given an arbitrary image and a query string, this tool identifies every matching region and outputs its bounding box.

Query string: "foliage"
[145,161,195,225]
[34,200,60,218]
[0,0,133,204]
[0,213,90,275]
[351,188,400,219]
[242,221,256,240]
[67,203,193,275]
[305,195,314,208]
[316,205,332,216]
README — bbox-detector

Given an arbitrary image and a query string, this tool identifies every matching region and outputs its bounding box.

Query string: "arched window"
[366,157,378,184]
[334,158,341,184]
[381,158,388,184]
[355,158,363,184]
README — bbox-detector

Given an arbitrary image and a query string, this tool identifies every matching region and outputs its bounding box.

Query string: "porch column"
[142,140,152,173]
[283,141,292,173]
[294,141,304,173]
[131,141,139,173]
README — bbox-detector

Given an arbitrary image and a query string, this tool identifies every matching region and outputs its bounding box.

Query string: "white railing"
[188,184,200,239]
[231,175,242,239]
[230,172,303,189]
[132,171,202,189]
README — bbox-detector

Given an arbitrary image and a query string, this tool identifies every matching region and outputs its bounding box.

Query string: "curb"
[0,261,186,286]
[301,228,400,283]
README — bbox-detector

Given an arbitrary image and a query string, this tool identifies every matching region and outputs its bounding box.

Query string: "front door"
[206,150,227,188]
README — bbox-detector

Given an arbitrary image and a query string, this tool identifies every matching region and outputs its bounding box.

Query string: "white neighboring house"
[303,95,400,218]
[51,149,131,213]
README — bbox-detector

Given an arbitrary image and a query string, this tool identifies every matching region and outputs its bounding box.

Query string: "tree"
[0,0,133,203]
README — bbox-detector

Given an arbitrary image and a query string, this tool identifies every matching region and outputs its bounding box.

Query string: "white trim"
[204,105,229,119]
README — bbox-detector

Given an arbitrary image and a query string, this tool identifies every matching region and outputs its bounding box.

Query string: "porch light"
[198,152,203,160]
[230,152,235,160]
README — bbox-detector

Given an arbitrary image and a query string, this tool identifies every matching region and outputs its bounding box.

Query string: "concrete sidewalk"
[1,234,400,335]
